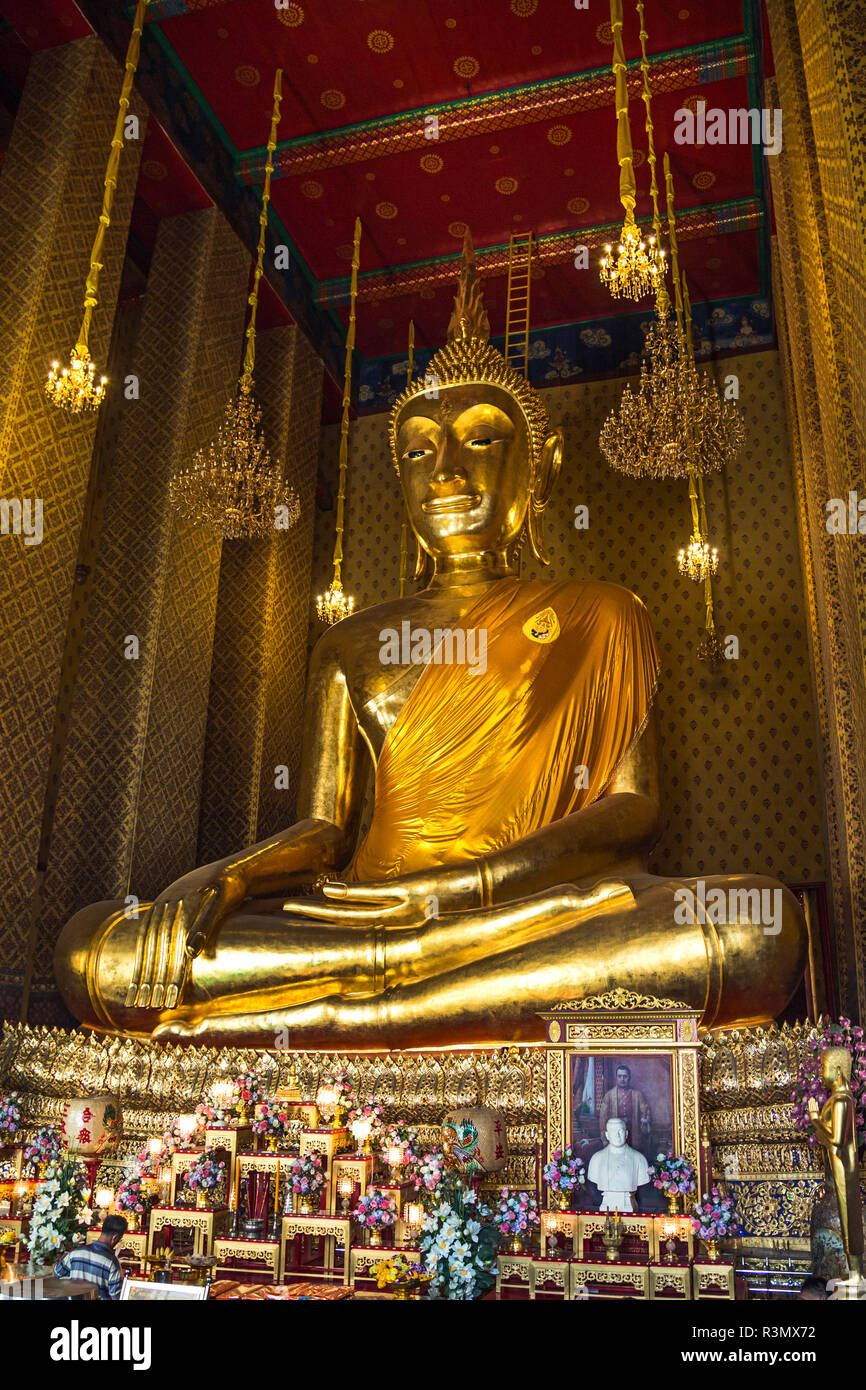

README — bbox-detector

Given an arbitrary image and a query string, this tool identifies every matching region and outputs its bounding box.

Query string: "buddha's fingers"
[163,919,190,1013]
[134,903,168,1009]
[148,904,175,1010]
[124,910,148,1009]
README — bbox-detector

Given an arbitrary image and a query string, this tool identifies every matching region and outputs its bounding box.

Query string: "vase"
[667,1193,680,1216]
[369,1227,383,1248]
[195,1190,209,1211]
[553,1189,571,1212]
[509,1235,524,1255]
[298,1196,314,1216]
[266,1136,278,1153]
[704,1238,719,1262]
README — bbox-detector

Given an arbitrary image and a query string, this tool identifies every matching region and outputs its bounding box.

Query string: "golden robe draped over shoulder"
[349,577,659,881]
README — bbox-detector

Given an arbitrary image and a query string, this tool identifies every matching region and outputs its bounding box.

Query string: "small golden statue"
[808,1045,864,1291]
[55,232,806,1048]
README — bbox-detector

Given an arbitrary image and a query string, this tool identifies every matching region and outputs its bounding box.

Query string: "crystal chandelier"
[46,347,107,414]
[600,224,665,301]
[45,0,149,412]
[598,308,744,478]
[316,579,355,624]
[170,70,299,540]
[677,534,718,583]
[318,217,362,624]
[169,385,299,539]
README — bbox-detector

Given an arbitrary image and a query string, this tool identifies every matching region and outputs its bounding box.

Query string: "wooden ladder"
[504,231,533,378]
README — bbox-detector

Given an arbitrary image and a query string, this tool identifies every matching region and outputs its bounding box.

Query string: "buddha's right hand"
[125,863,246,1012]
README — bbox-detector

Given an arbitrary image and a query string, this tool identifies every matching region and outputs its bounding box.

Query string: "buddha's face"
[394,384,532,561]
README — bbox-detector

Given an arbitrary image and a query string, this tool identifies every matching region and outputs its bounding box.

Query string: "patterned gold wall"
[312,349,826,885]
[0,39,145,1021]
[41,208,250,989]
[767,0,866,1017]
[198,326,324,862]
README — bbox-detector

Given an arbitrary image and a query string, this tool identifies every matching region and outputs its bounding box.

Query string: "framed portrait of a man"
[571,1053,674,1164]
[540,988,704,1194]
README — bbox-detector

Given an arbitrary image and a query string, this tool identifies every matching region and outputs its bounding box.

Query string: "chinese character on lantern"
[82,1107,93,1122]
[78,1128,91,1144]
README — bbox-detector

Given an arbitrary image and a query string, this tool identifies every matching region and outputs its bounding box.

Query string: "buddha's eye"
[404,447,429,460]
[467,437,494,449]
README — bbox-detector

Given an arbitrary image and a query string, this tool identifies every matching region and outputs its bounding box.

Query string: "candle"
[386,1145,402,1168]
[274,1158,279,1215]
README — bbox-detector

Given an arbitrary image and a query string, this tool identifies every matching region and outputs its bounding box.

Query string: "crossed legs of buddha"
[56,873,805,1046]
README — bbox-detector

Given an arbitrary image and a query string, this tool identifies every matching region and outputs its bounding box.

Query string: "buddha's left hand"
[282,862,480,927]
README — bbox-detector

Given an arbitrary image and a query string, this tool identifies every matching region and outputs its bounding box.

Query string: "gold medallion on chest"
[522,607,560,643]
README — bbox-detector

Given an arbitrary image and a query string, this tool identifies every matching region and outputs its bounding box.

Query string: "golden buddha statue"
[55,235,806,1049]
[808,1046,864,1284]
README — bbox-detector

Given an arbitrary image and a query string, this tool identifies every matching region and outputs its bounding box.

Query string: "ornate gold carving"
[551,987,694,1012]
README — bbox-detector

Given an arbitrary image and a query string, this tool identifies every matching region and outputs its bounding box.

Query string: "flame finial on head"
[447,232,490,344]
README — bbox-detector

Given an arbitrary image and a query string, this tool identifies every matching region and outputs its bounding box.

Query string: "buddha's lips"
[421,493,480,514]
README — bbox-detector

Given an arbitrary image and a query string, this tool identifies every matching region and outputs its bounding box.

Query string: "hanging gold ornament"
[46,0,150,412]
[598,0,664,301]
[169,70,299,540]
[317,217,362,624]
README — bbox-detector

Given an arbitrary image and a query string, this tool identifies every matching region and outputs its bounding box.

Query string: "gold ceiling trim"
[317,200,763,306]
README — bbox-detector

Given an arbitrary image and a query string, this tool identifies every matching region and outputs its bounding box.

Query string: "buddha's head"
[819,1044,851,1089]
[390,233,563,572]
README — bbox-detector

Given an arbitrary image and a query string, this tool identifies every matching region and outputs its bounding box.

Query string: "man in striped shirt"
[55,1213,128,1299]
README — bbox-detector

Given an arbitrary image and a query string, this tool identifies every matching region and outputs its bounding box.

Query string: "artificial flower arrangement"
[253,1101,292,1144]
[23,1125,63,1173]
[419,1178,499,1301]
[791,1016,866,1143]
[234,1071,264,1113]
[347,1102,386,1149]
[136,1119,190,1176]
[194,1102,227,1132]
[354,1186,398,1244]
[0,1091,22,1145]
[492,1187,540,1244]
[289,1151,327,1209]
[316,1068,356,1120]
[184,1154,227,1203]
[647,1152,698,1208]
[691,1187,741,1255]
[412,1149,446,1195]
[542,1146,586,1207]
[378,1121,425,1181]
[116,1170,147,1219]
[28,1159,91,1267]
[375,1252,430,1296]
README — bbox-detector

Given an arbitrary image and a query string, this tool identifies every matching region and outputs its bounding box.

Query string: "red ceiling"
[287,75,758,287]
[161,0,743,148]
[0,0,772,379]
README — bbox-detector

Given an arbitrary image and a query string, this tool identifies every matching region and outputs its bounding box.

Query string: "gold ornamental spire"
[45,0,150,412]
[317,217,362,624]
[169,70,300,540]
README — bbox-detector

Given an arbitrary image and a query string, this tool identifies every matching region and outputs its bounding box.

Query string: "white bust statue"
[586,1117,650,1211]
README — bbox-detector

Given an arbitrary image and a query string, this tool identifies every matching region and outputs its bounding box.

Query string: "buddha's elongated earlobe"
[527,428,564,565]
[413,532,433,584]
